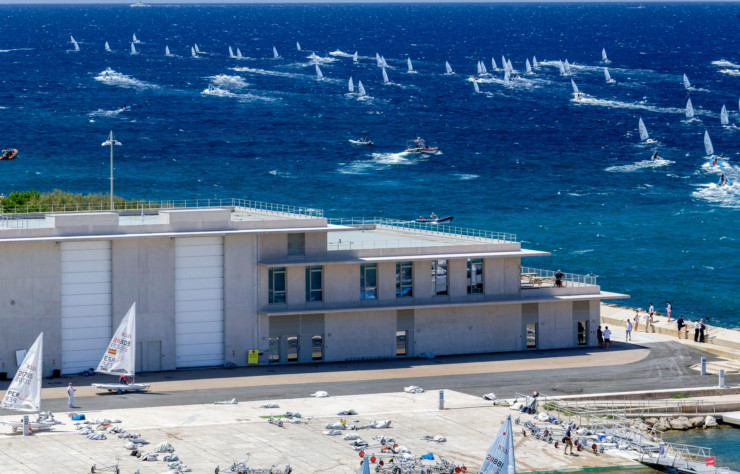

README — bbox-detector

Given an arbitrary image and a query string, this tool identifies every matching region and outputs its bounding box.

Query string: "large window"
[268,267,286,304]
[431,260,448,296]
[360,263,377,300]
[467,258,483,294]
[305,265,323,302]
[396,261,413,298]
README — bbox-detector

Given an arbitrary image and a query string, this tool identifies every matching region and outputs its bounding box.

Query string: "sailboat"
[479,61,487,75]
[473,80,480,93]
[571,79,584,100]
[236,48,243,60]
[638,118,656,143]
[478,415,516,474]
[525,59,532,74]
[70,36,80,52]
[132,33,140,44]
[194,44,201,54]
[604,67,615,84]
[91,303,150,394]
[491,58,498,71]
[703,130,725,167]
[348,77,354,93]
[315,64,324,79]
[357,80,367,97]
[375,53,382,67]
[407,57,414,73]
[381,56,388,68]
[296,41,301,51]
[105,41,111,52]
[720,105,729,125]
[130,42,137,55]
[503,70,511,87]
[685,98,695,118]
[191,46,197,58]
[563,59,572,75]
[445,61,453,74]
[1,333,57,433]
[273,46,279,59]
[601,48,610,63]
[532,56,539,69]
[507,59,513,73]
[352,51,358,62]
[382,67,389,84]
[683,73,692,90]
[165,45,172,57]
[229,46,235,58]
[501,55,507,72]
[558,61,566,76]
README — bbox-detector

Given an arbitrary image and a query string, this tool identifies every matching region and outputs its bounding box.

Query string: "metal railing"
[328,217,517,243]
[521,266,597,287]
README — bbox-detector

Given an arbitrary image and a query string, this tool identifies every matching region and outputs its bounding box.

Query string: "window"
[526,323,537,349]
[305,265,323,302]
[268,337,280,363]
[287,233,305,256]
[467,258,483,294]
[360,263,377,300]
[431,259,448,296]
[396,261,413,297]
[268,267,286,304]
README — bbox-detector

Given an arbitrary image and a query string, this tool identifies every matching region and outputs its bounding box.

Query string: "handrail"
[328,217,517,243]
[521,266,596,286]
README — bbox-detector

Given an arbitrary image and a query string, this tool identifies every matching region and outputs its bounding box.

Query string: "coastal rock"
[669,416,691,430]
[689,416,704,428]
[643,417,659,428]
[654,418,671,431]
[705,415,718,427]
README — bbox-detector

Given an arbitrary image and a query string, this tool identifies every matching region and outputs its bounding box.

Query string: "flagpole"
[101,131,122,211]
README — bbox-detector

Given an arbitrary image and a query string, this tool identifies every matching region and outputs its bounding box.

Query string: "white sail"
[532,56,539,69]
[357,80,366,97]
[229,46,235,58]
[525,59,532,73]
[638,118,650,141]
[685,98,694,118]
[381,56,388,67]
[382,67,389,84]
[503,70,511,87]
[704,130,714,156]
[407,57,413,72]
[296,41,301,51]
[473,81,480,93]
[273,46,279,58]
[194,43,201,54]
[564,59,571,74]
[720,105,729,125]
[602,48,609,62]
[558,61,565,75]
[683,73,691,89]
[70,35,76,44]
[604,67,612,82]
[480,61,487,74]
[507,59,513,72]
[376,53,382,67]
[130,42,137,55]
[353,51,358,62]
[445,61,453,74]
[236,48,243,59]
[105,41,111,52]
[479,415,516,474]
[476,62,482,75]
[348,77,354,92]
[501,55,507,71]
[132,33,139,44]
[1,333,43,413]
[97,303,137,377]
[357,455,371,474]
[191,47,196,58]
[571,79,580,94]
[165,45,171,56]
[315,64,323,79]
[491,57,498,70]
[72,39,80,52]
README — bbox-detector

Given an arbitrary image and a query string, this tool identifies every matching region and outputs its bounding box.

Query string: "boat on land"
[349,138,373,146]
[1,148,18,160]
[406,137,440,155]
[1,333,58,433]
[415,214,453,224]
[478,415,516,474]
[91,303,150,394]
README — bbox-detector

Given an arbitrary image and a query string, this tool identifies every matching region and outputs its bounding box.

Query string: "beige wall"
[324,310,396,360]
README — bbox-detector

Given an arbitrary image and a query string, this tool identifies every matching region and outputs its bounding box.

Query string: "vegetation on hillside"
[0,190,154,213]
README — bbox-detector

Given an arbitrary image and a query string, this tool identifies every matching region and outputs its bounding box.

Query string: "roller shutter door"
[175,237,224,367]
[61,241,112,374]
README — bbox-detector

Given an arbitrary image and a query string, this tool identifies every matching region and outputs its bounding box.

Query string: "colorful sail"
[1,333,43,413]
[97,303,136,377]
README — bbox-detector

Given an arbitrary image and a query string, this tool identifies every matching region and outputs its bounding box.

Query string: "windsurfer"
[719,174,727,186]
[652,151,659,161]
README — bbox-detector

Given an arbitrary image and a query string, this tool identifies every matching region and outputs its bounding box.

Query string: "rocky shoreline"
[634,415,720,432]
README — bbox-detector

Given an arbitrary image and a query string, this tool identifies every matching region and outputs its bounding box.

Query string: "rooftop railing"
[521,266,597,287]
[328,217,517,243]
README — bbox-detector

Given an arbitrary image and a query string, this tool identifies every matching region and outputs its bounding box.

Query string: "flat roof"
[327,227,515,251]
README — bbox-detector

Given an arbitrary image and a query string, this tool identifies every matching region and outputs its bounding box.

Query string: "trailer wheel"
[117,389,122,395]
[91,466,96,473]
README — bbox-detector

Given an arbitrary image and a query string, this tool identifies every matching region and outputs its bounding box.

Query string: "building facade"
[0,200,626,376]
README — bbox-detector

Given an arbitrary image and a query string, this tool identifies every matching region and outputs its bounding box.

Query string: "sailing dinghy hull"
[91,383,150,393]
[5,421,54,433]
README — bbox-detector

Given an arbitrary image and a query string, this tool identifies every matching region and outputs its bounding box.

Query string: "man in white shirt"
[625,320,632,342]
[694,319,701,342]
[603,326,612,350]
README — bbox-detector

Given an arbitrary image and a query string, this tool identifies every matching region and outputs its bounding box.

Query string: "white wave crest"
[605,158,674,173]
[202,86,278,103]
[94,69,158,89]
[573,96,683,114]
[207,74,249,89]
[712,59,740,68]
[692,182,740,208]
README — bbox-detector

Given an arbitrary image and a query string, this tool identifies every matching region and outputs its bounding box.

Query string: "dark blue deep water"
[0,3,738,328]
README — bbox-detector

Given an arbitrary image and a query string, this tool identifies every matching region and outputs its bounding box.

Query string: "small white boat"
[507,59,514,73]
[501,55,507,71]
[348,77,354,93]
[132,33,140,44]
[296,41,301,51]
[91,303,151,394]
[478,61,487,75]
[638,118,656,143]
[194,43,201,54]
[375,52,382,67]
[191,46,197,58]
[70,35,80,52]
[352,51,358,62]
[130,42,137,55]
[349,138,373,146]
[604,67,615,83]
[683,73,692,90]
[503,69,511,87]
[382,67,389,84]
[315,64,323,79]
[601,48,611,63]
[357,80,367,97]
[720,105,729,125]
[165,45,172,56]
[571,79,584,100]
[236,48,243,60]
[704,130,715,156]
[558,61,566,76]
[564,59,572,75]
[407,57,414,73]
[445,61,453,74]
[685,98,694,118]
[130,0,149,6]
[381,56,388,68]
[105,41,111,52]
[415,214,453,224]
[273,46,279,59]
[228,46,235,58]
[406,137,440,155]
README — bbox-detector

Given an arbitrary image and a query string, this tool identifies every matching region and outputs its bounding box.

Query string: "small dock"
[722,411,740,427]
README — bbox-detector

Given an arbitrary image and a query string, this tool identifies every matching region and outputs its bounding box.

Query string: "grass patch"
[670,393,691,399]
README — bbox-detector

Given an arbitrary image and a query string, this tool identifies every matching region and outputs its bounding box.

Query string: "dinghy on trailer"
[91,303,151,394]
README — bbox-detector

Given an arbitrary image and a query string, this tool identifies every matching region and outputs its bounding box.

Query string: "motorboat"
[0,149,18,160]
[406,137,440,155]
[349,138,373,146]
[415,214,453,224]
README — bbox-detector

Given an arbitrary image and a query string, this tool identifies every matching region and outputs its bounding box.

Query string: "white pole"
[101,131,122,211]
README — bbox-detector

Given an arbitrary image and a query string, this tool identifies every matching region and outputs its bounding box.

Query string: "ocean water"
[0,3,738,327]
[662,426,740,470]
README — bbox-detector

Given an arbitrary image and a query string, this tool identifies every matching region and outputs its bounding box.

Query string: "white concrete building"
[0,199,626,376]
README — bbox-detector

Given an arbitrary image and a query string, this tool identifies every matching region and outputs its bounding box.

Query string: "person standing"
[633,310,640,332]
[603,326,612,350]
[694,319,701,342]
[666,301,672,322]
[625,319,632,341]
[67,382,76,408]
[677,315,684,339]
[699,318,706,343]
[649,302,655,321]
[597,326,603,349]
[563,426,574,455]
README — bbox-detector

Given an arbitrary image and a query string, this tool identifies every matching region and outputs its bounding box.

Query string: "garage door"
[175,237,224,367]
[61,241,112,374]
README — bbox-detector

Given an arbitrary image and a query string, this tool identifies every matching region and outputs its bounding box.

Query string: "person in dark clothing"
[597,325,603,348]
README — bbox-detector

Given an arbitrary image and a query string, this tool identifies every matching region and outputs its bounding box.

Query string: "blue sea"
[0,3,738,330]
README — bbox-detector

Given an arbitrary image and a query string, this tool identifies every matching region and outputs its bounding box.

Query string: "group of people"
[596,325,612,349]
[676,316,709,342]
